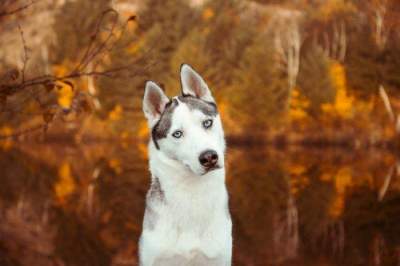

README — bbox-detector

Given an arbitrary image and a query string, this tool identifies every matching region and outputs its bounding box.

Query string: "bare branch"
[379,85,396,122]
[0,9,153,140]
[374,0,388,50]
[378,164,394,201]
[0,0,36,18]
[73,9,120,73]
[17,23,28,83]
[1,10,145,95]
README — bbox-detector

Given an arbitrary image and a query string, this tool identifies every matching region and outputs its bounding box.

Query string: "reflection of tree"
[294,148,400,265]
[0,144,148,265]
[343,186,400,266]
[228,148,298,265]
[54,210,111,266]
[0,149,57,265]
[296,164,336,251]
[95,157,146,248]
[2,143,400,265]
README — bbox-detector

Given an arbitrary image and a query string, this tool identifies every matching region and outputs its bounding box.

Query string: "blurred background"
[1,0,400,265]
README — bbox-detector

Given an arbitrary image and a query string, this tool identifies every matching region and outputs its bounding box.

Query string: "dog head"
[143,64,225,176]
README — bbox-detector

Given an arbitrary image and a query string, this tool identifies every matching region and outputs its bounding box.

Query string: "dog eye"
[202,119,213,129]
[172,130,183,138]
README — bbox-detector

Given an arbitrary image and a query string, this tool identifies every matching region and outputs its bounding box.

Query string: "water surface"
[0,142,399,266]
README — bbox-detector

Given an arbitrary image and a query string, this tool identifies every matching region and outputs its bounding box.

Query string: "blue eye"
[203,119,213,129]
[172,130,183,138]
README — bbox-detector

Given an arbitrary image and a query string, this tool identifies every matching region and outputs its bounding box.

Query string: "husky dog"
[139,64,232,266]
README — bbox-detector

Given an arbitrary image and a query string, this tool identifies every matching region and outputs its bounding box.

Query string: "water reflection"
[0,144,399,266]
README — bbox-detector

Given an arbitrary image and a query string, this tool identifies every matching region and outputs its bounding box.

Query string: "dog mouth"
[201,165,222,175]
[182,162,221,176]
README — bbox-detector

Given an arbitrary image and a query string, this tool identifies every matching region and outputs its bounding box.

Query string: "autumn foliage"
[0,0,399,146]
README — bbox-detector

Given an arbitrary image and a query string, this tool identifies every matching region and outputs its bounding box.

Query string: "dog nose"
[199,150,218,168]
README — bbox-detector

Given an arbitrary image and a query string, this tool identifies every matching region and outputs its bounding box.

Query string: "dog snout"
[199,150,218,168]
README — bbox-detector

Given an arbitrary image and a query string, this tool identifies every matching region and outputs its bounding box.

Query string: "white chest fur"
[139,147,232,266]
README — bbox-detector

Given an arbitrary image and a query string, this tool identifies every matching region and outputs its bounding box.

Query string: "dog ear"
[180,64,214,102]
[143,81,169,126]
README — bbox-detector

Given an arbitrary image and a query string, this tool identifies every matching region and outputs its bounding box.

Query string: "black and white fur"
[139,64,232,266]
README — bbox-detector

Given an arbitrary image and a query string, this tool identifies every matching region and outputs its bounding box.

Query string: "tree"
[297,46,335,117]
[268,9,303,110]
[169,0,257,97]
[95,0,197,131]
[0,1,138,139]
[136,0,198,85]
[231,34,288,130]
[346,19,400,95]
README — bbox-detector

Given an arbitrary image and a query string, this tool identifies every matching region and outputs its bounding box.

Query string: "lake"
[0,142,399,266]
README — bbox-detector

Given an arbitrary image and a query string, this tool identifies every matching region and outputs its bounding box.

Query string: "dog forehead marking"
[178,95,217,117]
